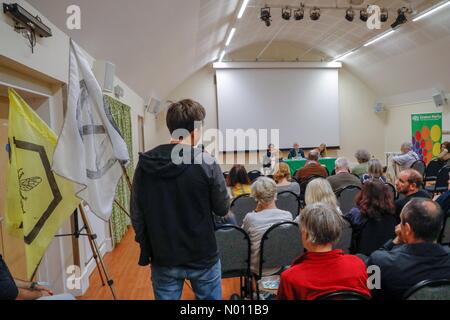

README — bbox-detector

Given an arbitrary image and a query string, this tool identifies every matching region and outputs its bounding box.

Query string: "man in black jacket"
[131,99,230,300]
[367,198,450,299]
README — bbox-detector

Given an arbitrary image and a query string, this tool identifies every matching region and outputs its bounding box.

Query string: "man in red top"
[277,203,370,300]
[295,150,328,183]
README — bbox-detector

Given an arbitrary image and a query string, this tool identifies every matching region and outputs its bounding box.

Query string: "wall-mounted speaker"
[433,91,448,107]
[374,102,385,113]
[93,60,116,93]
[145,97,162,115]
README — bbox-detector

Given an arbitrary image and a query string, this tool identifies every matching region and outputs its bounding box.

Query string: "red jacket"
[277,250,370,300]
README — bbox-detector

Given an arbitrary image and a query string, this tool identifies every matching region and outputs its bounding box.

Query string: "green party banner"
[411,112,442,164]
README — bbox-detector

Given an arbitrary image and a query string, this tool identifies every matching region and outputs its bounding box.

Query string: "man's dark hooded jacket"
[131,144,230,268]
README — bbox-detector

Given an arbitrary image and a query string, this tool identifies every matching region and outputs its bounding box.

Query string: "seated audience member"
[277,203,370,300]
[295,150,328,183]
[367,198,450,299]
[437,141,450,163]
[346,182,398,256]
[288,143,305,159]
[362,159,387,184]
[227,164,252,198]
[327,157,362,192]
[262,144,279,175]
[352,149,371,177]
[318,143,328,158]
[392,142,420,171]
[242,177,292,275]
[273,162,300,196]
[0,254,74,300]
[436,175,450,213]
[303,178,341,214]
[395,169,431,216]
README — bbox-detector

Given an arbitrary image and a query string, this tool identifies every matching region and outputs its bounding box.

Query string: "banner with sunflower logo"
[411,112,443,164]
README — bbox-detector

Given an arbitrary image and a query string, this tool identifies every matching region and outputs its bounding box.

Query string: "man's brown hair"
[166,99,206,137]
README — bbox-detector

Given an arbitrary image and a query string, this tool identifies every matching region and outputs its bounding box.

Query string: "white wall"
[384,101,450,153]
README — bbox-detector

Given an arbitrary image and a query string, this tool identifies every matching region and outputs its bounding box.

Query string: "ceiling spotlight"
[310,7,321,21]
[380,7,389,23]
[360,7,369,22]
[294,3,304,20]
[345,7,355,22]
[282,7,292,21]
[261,6,272,27]
[391,7,408,29]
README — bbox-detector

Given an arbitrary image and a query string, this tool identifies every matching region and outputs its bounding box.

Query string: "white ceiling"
[27,0,450,101]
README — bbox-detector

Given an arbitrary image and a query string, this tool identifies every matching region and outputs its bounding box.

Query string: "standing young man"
[131,99,230,300]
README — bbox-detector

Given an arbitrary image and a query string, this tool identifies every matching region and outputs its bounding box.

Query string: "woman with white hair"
[242,177,293,275]
[392,142,420,171]
[277,203,370,300]
[304,178,341,214]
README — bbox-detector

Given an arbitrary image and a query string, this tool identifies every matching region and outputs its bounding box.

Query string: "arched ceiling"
[27,0,449,101]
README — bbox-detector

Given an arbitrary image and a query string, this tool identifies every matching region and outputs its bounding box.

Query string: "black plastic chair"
[333,219,353,254]
[438,205,450,246]
[426,166,450,195]
[230,194,257,226]
[411,160,426,177]
[276,191,300,219]
[336,185,362,215]
[215,225,252,299]
[385,182,397,200]
[248,170,262,182]
[425,160,446,182]
[315,290,371,300]
[403,279,450,300]
[254,221,303,300]
[223,171,230,181]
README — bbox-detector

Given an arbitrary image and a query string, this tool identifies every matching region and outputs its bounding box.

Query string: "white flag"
[53,40,129,221]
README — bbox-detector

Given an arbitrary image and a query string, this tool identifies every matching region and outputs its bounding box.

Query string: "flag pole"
[78,204,117,300]
[120,162,132,191]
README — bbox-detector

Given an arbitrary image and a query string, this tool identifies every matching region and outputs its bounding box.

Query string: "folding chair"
[411,160,426,177]
[336,185,362,215]
[230,194,257,226]
[215,225,252,299]
[403,279,450,300]
[248,170,262,182]
[276,191,300,219]
[254,221,303,300]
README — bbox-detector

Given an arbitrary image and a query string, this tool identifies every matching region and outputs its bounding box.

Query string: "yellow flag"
[5,89,80,280]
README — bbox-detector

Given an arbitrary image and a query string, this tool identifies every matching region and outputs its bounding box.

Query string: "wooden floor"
[79,228,241,300]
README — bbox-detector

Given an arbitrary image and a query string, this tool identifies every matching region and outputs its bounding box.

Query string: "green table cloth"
[284,158,337,176]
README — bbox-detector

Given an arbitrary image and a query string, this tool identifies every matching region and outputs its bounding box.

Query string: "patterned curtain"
[104,95,134,246]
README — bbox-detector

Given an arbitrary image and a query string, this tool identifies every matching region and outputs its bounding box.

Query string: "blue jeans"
[151,260,222,300]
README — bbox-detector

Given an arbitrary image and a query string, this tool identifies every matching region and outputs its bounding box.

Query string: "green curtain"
[104,95,134,246]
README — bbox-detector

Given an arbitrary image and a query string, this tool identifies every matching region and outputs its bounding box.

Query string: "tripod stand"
[57,204,117,300]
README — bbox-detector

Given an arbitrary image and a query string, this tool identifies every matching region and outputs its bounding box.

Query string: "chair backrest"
[215,225,251,278]
[276,191,300,219]
[333,219,352,253]
[434,166,450,193]
[411,160,426,177]
[230,194,257,226]
[315,290,370,300]
[336,185,362,215]
[248,170,262,182]
[439,206,450,245]
[299,175,323,195]
[403,279,450,300]
[223,171,230,181]
[385,182,397,200]
[425,160,446,181]
[259,222,303,278]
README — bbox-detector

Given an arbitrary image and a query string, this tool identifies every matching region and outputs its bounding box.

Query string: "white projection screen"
[215,67,340,152]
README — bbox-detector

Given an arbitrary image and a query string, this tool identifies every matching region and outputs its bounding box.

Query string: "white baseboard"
[74,240,109,296]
